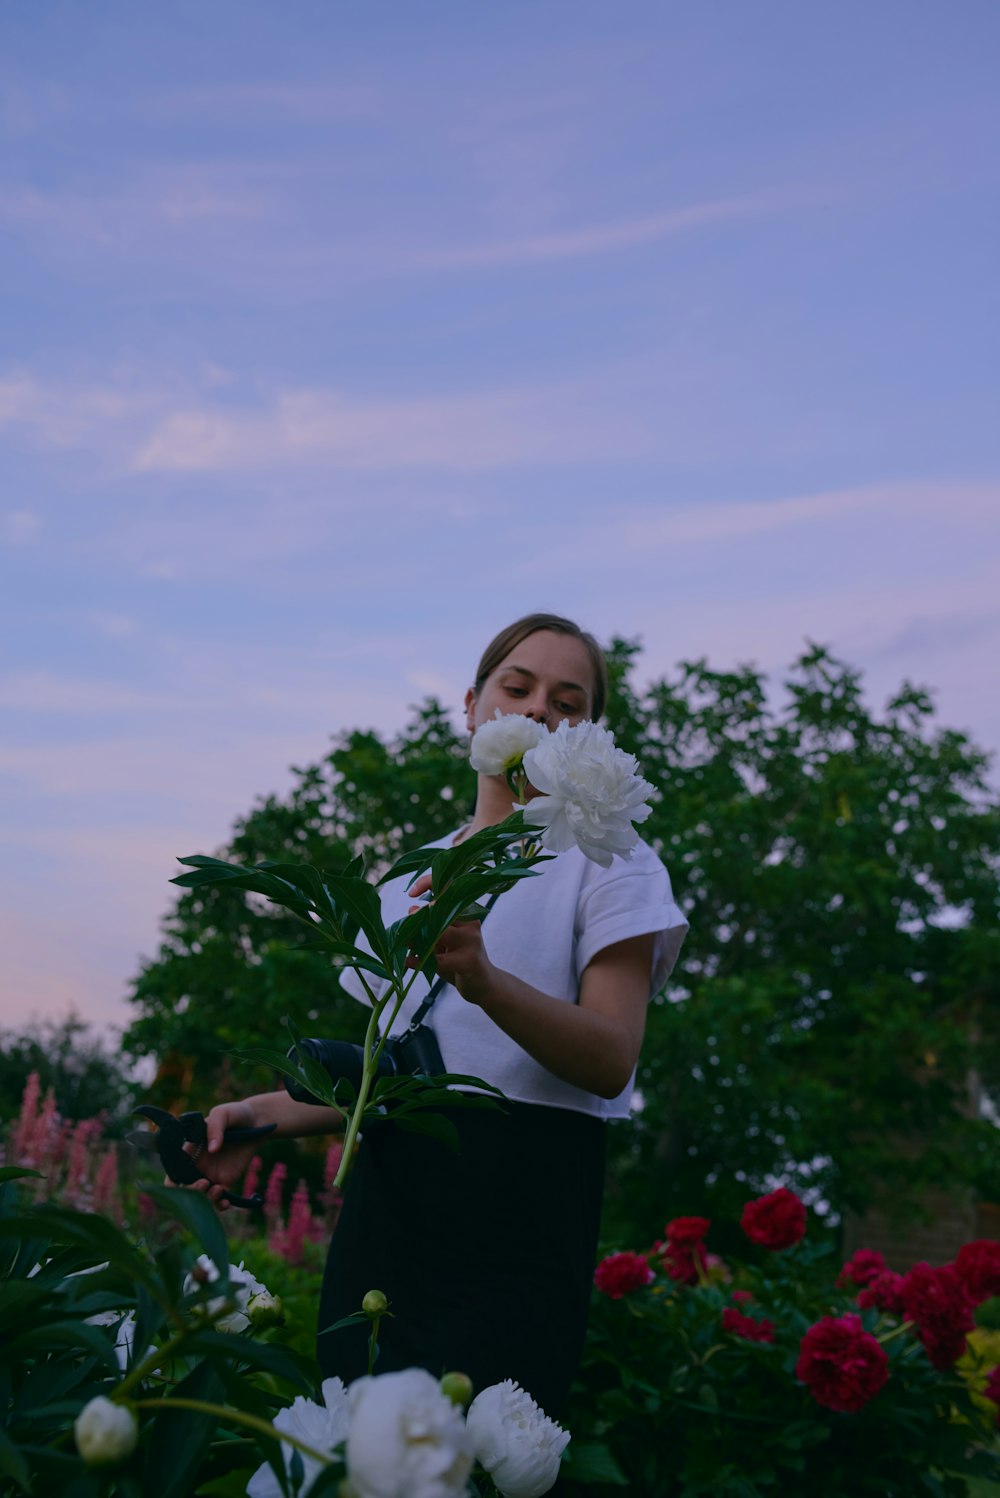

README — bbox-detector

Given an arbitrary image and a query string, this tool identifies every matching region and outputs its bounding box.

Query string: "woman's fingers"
[409,873,433,900]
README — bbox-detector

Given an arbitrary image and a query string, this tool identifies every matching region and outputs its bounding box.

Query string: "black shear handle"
[211,1121,277,1213]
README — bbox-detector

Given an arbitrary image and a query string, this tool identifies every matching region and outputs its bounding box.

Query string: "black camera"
[284,1025,446,1106]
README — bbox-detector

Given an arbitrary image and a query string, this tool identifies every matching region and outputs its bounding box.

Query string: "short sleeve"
[575,843,688,994]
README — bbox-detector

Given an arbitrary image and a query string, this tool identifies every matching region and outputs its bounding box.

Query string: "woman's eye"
[505,686,527,698]
[555,702,579,715]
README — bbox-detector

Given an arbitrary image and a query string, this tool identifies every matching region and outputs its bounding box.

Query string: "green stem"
[114,1324,195,1400]
[334,996,388,1190]
[877,1318,915,1346]
[367,1314,382,1376]
[332,812,538,1191]
[130,1398,332,1467]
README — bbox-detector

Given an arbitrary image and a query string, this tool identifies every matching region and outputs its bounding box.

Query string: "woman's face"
[465,629,595,737]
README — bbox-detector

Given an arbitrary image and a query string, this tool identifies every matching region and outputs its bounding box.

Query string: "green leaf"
[2,1319,123,1371]
[316,1310,370,1337]
[0,1427,33,1494]
[560,1441,629,1485]
[143,1358,225,1498]
[0,1204,159,1295]
[182,1330,314,1389]
[389,1113,460,1149]
[0,1166,43,1184]
[143,1183,230,1273]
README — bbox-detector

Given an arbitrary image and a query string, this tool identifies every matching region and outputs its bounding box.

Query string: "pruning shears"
[126,1105,276,1211]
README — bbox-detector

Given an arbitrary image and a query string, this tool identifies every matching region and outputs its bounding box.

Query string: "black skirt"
[317,1101,606,1419]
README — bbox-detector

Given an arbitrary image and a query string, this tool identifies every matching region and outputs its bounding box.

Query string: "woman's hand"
[407,873,496,1006]
[179,1100,262,1215]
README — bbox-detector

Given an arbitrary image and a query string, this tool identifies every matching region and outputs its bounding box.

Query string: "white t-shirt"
[339,832,688,1120]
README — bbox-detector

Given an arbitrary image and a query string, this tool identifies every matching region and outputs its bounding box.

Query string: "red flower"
[837,1248,886,1289]
[594,1250,655,1299]
[664,1215,710,1246]
[900,1262,975,1370]
[857,1270,906,1316]
[795,1314,890,1413]
[722,1306,775,1343]
[741,1188,807,1251]
[984,1366,1000,1427]
[731,1288,754,1305]
[954,1239,1000,1306]
[660,1241,706,1285]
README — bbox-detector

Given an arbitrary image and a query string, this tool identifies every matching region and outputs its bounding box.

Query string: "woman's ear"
[464,687,477,734]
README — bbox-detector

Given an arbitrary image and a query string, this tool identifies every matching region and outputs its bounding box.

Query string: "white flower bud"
[470,712,548,776]
[248,1290,284,1327]
[466,1380,569,1498]
[74,1396,138,1466]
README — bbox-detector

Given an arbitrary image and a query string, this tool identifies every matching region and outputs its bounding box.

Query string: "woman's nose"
[524,692,549,723]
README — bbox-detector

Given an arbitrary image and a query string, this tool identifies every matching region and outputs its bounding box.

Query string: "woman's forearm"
[239,1090,345,1139]
[471,952,650,1100]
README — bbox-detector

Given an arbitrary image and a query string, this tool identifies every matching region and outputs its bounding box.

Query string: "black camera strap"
[402,975,446,1035]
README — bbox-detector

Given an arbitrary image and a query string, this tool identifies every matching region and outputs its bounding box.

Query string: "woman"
[191,613,688,1416]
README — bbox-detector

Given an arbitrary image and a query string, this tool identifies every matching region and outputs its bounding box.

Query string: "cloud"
[514,480,1000,574]
[0,162,284,256]
[143,81,380,122]
[2,509,40,544]
[0,370,154,451]
[413,188,829,270]
[132,379,655,473]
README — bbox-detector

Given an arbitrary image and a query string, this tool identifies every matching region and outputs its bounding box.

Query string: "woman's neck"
[462,772,522,838]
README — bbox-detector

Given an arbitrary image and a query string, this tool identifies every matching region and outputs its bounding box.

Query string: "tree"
[123,647,1000,1234]
[124,703,473,1106]
[0,1012,138,1131]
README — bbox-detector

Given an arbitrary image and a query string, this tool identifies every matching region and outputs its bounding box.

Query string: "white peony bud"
[74,1396,139,1466]
[470,712,548,776]
[248,1290,284,1328]
[521,719,653,868]
[466,1380,569,1498]
[361,1289,388,1317]
[182,1255,268,1334]
[346,1368,474,1498]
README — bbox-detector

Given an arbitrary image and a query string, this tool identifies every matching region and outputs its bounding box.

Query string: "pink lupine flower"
[264,1162,288,1253]
[12,1072,41,1162]
[93,1150,122,1225]
[34,1088,62,1171]
[281,1180,314,1266]
[242,1155,262,1203]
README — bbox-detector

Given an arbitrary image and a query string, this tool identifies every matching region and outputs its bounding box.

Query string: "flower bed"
[567,1192,1000,1496]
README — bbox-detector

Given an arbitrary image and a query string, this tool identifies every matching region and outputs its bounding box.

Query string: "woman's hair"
[474,613,608,721]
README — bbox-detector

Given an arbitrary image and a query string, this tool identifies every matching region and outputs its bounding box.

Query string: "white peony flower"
[346,1367,474,1498]
[470,711,548,776]
[247,1378,350,1498]
[521,719,654,868]
[74,1396,139,1467]
[182,1255,268,1334]
[86,1308,137,1371]
[466,1380,570,1498]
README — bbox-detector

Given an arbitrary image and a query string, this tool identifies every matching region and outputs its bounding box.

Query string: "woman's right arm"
[190,1091,344,1213]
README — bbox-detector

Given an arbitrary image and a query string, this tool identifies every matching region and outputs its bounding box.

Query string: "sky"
[1,1,998,1044]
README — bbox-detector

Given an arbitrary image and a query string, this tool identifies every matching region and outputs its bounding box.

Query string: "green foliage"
[0,1014,138,1136]
[602,640,1000,1235]
[124,703,472,1106]
[563,1213,1000,1497]
[124,645,1000,1235]
[0,1172,324,1498]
